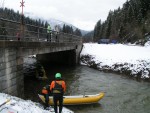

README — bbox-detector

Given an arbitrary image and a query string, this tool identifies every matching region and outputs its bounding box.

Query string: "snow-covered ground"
[80,42,150,79]
[0,93,73,113]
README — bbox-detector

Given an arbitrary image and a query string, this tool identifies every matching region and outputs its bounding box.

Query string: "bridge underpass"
[37,50,77,66]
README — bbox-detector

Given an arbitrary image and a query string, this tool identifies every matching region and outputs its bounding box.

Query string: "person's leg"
[45,94,49,107]
[55,35,57,42]
[53,95,58,113]
[58,95,63,113]
[47,34,48,41]
[56,33,59,42]
[50,33,51,42]
[43,94,47,109]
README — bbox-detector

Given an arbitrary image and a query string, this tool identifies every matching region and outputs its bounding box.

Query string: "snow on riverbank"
[0,93,73,113]
[80,43,150,79]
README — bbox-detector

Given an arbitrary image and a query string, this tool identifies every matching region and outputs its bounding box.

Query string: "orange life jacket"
[42,85,50,94]
[50,80,66,94]
[42,89,48,94]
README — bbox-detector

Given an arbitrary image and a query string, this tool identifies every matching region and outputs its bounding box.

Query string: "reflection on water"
[24,57,150,113]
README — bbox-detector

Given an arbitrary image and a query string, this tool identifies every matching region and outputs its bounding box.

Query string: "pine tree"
[93,24,97,40]
[74,28,82,36]
[93,0,150,43]
[62,24,66,33]
[93,20,101,41]
[106,11,112,38]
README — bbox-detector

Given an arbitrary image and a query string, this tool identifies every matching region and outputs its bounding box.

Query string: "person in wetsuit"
[41,85,50,109]
[50,73,66,113]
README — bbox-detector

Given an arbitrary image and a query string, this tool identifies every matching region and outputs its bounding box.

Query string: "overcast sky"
[1,0,126,31]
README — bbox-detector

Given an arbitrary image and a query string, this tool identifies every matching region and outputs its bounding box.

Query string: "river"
[24,57,150,113]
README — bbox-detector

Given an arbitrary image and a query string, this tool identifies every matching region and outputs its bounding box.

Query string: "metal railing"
[0,18,82,43]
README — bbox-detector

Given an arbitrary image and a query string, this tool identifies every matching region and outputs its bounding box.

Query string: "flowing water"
[24,57,150,113]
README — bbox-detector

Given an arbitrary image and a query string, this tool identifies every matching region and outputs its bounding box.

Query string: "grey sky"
[2,0,126,31]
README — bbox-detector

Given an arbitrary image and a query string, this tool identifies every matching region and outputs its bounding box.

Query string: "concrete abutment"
[0,48,24,97]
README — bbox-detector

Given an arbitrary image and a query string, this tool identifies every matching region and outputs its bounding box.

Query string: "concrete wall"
[0,48,24,97]
[75,44,83,64]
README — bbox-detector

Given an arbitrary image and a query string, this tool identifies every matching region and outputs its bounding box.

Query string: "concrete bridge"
[0,18,83,97]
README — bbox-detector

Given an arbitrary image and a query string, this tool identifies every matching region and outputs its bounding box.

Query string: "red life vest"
[42,85,50,94]
[42,89,48,94]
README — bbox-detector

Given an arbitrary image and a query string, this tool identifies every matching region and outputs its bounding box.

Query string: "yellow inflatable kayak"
[38,92,104,105]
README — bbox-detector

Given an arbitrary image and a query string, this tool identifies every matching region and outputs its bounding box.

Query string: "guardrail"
[0,18,82,43]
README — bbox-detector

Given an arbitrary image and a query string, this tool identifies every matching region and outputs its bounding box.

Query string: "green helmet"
[55,73,61,78]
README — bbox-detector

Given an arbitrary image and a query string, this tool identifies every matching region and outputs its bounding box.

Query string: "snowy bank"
[0,93,73,113]
[80,43,150,79]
